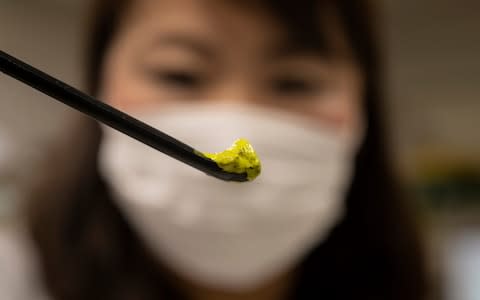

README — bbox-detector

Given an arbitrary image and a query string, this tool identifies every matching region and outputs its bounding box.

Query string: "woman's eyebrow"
[149,34,215,59]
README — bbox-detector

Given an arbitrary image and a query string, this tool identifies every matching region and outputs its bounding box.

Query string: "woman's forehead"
[120,0,350,59]
[123,0,283,42]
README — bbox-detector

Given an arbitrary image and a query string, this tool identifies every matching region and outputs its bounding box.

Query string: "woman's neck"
[171,269,297,300]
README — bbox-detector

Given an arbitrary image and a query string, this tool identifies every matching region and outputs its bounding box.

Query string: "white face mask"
[99,104,362,291]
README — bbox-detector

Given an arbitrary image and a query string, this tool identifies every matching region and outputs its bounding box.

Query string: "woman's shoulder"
[0,223,52,300]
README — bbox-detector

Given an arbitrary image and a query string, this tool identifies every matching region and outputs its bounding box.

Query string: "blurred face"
[100,0,364,136]
[98,1,366,293]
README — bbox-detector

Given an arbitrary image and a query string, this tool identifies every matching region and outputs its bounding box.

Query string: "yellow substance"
[204,138,261,181]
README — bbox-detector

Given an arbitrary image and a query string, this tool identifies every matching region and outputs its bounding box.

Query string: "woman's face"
[100,0,364,135]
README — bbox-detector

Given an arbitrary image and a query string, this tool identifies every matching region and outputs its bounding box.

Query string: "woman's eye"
[271,76,320,95]
[149,69,204,90]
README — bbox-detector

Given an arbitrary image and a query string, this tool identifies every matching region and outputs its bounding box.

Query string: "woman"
[26,0,427,299]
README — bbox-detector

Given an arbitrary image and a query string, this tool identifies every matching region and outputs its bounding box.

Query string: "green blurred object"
[413,155,480,211]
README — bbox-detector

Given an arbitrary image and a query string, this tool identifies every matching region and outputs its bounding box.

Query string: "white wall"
[384,0,480,177]
[0,0,88,218]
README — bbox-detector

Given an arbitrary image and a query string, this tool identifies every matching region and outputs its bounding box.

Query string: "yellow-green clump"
[204,138,261,181]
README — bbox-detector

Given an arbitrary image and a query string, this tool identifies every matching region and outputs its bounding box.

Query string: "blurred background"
[0,0,479,299]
